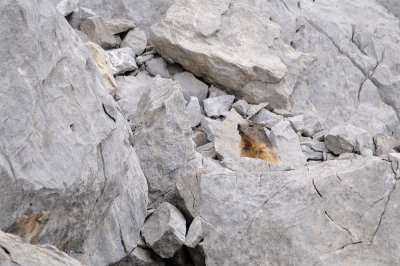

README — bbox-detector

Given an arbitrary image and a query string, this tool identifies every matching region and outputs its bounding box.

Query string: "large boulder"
[78,0,175,34]
[199,157,398,265]
[0,0,147,265]
[150,0,314,108]
[0,231,82,266]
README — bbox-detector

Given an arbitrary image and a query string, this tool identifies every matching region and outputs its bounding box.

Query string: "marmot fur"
[237,122,281,163]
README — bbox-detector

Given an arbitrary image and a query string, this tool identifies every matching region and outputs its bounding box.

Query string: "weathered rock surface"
[0,1,148,266]
[0,231,82,266]
[325,124,371,155]
[141,203,186,258]
[269,121,307,168]
[128,76,196,206]
[200,157,397,265]
[203,95,235,118]
[184,216,203,248]
[79,0,175,33]
[121,28,148,56]
[151,1,314,108]
[106,47,138,75]
[80,16,121,49]
[145,57,170,78]
[173,72,209,103]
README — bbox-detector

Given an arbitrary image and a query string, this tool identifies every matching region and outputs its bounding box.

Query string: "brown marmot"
[237,122,281,163]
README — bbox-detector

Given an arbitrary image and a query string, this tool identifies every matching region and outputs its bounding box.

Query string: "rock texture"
[0,231,82,266]
[151,0,314,108]
[0,1,147,265]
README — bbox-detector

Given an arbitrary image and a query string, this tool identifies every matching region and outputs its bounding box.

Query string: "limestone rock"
[56,0,78,16]
[136,54,154,66]
[203,95,235,118]
[151,1,314,107]
[173,72,209,103]
[325,124,371,155]
[145,57,170,78]
[374,134,400,156]
[247,102,269,119]
[130,76,196,206]
[200,157,396,265]
[116,247,164,266]
[232,100,250,117]
[196,142,217,159]
[208,85,227,98]
[68,7,96,29]
[106,47,138,75]
[78,0,175,33]
[186,97,202,128]
[269,120,307,168]
[0,231,82,266]
[103,18,136,35]
[75,29,89,42]
[302,112,326,137]
[184,217,203,248]
[200,117,222,142]
[121,28,148,55]
[0,1,148,265]
[141,203,186,258]
[388,153,400,178]
[192,130,208,148]
[86,42,119,96]
[250,109,283,129]
[80,16,121,49]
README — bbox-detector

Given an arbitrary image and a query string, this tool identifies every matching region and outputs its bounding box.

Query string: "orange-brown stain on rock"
[238,122,281,163]
[6,210,49,243]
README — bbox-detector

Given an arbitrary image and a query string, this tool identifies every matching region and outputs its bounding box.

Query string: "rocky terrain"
[1,0,400,265]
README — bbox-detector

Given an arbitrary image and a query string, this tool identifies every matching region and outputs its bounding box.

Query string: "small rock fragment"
[325,124,371,155]
[121,28,148,55]
[251,109,283,129]
[186,97,202,128]
[232,100,250,117]
[56,0,78,16]
[374,133,400,156]
[146,57,171,78]
[185,217,204,248]
[68,7,96,29]
[247,102,269,118]
[141,202,186,259]
[270,120,307,168]
[103,18,136,35]
[302,111,326,137]
[106,47,138,75]
[173,72,209,102]
[196,142,217,158]
[208,85,227,98]
[192,130,208,147]
[200,117,221,141]
[288,115,305,134]
[203,95,235,117]
[80,16,121,49]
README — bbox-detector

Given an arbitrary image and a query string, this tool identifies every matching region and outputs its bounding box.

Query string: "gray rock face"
[129,76,196,206]
[186,97,202,128]
[232,100,250,117]
[106,47,138,75]
[388,153,400,178]
[56,0,78,16]
[142,203,186,259]
[145,57,170,78]
[68,7,96,29]
[0,231,82,266]
[80,16,121,49]
[78,0,175,34]
[0,1,147,265]
[250,109,283,129]
[173,72,209,103]
[151,0,314,108]
[269,121,307,168]
[203,95,235,118]
[200,157,397,265]
[325,124,371,155]
[121,28,148,55]
[116,247,164,266]
[302,112,326,137]
[184,216,203,248]
[200,117,221,142]
[376,0,400,18]
[374,134,400,156]
[103,18,136,35]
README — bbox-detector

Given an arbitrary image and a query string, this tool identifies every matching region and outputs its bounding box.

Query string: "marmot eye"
[248,124,254,127]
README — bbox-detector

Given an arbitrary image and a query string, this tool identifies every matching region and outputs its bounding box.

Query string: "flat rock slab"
[150,0,314,107]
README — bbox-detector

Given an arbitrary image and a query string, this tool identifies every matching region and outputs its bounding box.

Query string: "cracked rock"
[106,47,138,75]
[203,95,235,118]
[325,124,371,155]
[142,203,186,258]
[173,72,209,103]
